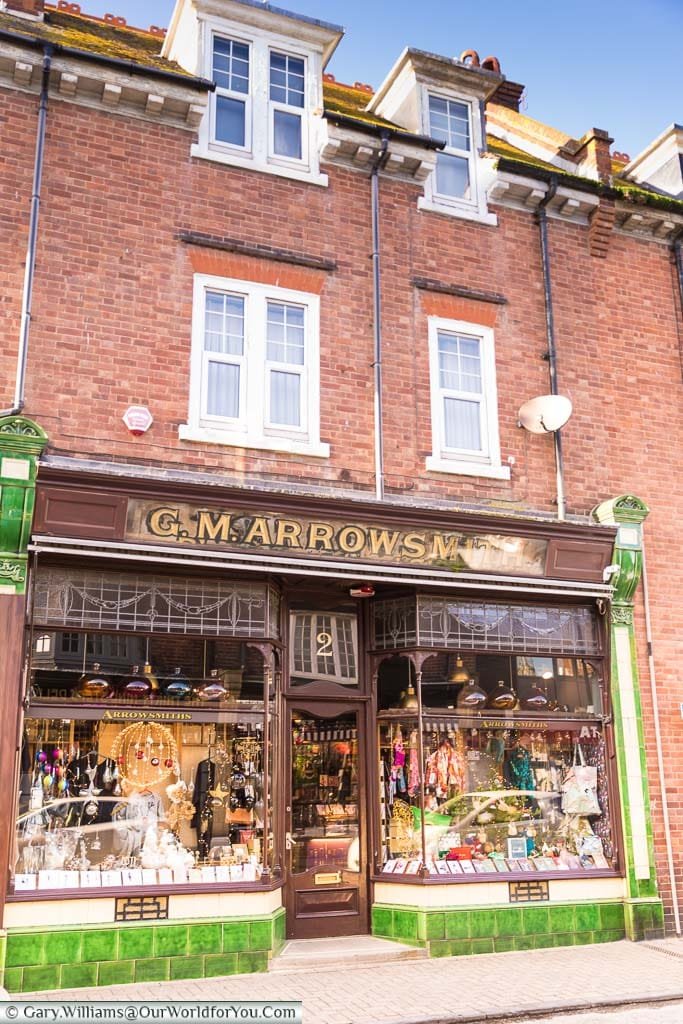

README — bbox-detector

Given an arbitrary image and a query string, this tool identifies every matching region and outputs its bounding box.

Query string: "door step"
[269,935,427,973]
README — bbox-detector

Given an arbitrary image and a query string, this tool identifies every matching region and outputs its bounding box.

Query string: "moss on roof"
[323,80,400,130]
[0,7,191,77]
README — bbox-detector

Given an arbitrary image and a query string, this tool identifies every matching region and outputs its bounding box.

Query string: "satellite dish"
[518,394,572,434]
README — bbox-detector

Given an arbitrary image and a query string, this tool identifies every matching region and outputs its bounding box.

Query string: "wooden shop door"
[285,702,368,939]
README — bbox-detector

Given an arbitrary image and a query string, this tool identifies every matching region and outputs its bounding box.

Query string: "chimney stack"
[4,0,45,18]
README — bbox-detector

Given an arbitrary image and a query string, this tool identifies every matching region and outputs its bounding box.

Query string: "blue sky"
[79,0,681,158]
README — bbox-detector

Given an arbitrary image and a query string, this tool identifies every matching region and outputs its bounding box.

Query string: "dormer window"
[165,1,342,187]
[367,48,501,225]
[427,93,473,200]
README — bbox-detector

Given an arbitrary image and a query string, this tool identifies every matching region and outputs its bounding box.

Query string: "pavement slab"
[10,939,683,1024]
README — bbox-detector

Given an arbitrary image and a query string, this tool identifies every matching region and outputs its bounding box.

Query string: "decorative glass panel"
[373,597,599,656]
[290,612,359,685]
[33,570,280,638]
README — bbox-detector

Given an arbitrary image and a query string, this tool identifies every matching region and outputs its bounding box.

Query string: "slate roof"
[1,3,680,213]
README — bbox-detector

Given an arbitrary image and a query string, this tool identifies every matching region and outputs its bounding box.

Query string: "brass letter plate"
[315,871,341,885]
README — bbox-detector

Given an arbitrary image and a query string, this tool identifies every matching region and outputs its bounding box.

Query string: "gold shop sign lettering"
[102,709,193,722]
[126,500,547,575]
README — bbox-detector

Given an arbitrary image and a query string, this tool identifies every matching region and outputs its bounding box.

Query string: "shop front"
[0,456,666,991]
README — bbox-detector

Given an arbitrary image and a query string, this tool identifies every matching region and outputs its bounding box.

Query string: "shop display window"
[14,713,268,893]
[377,651,614,879]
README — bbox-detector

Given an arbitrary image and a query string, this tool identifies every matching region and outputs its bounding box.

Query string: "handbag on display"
[560,744,601,816]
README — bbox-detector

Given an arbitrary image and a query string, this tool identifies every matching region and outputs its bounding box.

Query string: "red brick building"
[0,0,681,993]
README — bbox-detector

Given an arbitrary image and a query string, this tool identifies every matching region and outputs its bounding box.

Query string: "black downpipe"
[371,133,390,502]
[2,44,52,417]
[536,176,567,521]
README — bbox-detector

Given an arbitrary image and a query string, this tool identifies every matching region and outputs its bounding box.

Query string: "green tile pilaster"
[0,930,6,989]
[3,967,22,994]
[0,416,48,595]
[593,495,664,933]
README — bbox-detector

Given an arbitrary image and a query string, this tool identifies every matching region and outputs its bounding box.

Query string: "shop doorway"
[285,702,368,939]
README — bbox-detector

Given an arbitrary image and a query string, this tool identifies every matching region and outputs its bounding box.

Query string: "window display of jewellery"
[378,716,614,877]
[13,716,266,893]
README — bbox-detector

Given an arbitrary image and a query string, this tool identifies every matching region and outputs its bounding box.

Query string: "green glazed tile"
[222,924,250,952]
[236,951,268,974]
[153,926,188,958]
[599,903,625,931]
[470,938,494,955]
[188,924,222,956]
[513,935,535,951]
[118,927,154,961]
[469,911,496,940]
[551,933,574,948]
[522,906,550,936]
[425,913,445,941]
[7,933,44,968]
[445,912,470,939]
[60,963,98,990]
[4,967,23,993]
[22,965,60,992]
[596,929,626,944]
[450,940,473,957]
[575,904,600,933]
[393,911,418,942]
[429,940,453,958]
[82,930,117,963]
[533,934,554,949]
[494,937,515,953]
[44,931,83,965]
[99,961,136,987]
[371,907,393,936]
[495,908,521,937]
[249,920,273,951]
[549,905,575,933]
[135,958,170,983]
[205,954,239,977]
[170,956,204,981]
[273,911,286,944]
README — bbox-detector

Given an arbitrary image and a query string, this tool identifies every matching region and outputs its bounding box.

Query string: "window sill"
[191,143,329,187]
[179,424,331,458]
[418,196,498,226]
[425,455,510,480]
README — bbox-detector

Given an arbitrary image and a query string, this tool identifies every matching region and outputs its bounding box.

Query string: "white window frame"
[180,274,329,458]
[418,87,497,226]
[425,317,509,480]
[267,48,309,169]
[209,31,253,156]
[193,16,327,187]
[290,611,359,686]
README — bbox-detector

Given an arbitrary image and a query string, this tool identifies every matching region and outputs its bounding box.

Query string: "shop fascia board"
[35,458,618,547]
[29,534,615,599]
[0,38,209,130]
[320,120,438,183]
